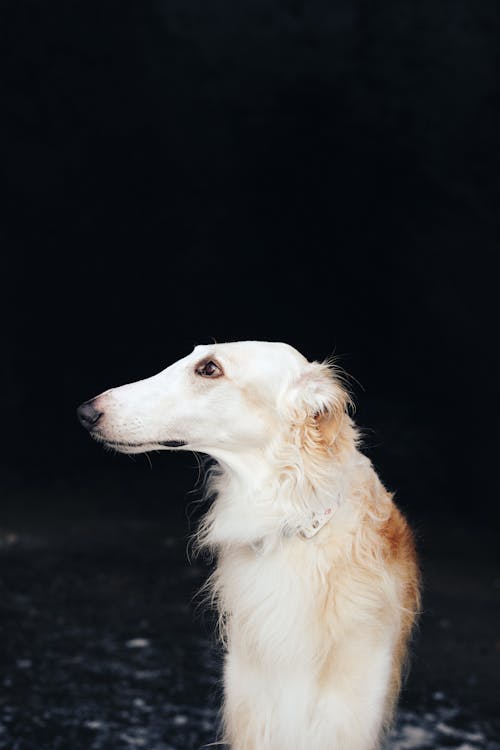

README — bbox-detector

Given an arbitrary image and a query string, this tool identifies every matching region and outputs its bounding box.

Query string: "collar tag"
[298,506,335,539]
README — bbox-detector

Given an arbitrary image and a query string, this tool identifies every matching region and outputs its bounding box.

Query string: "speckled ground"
[0,490,499,750]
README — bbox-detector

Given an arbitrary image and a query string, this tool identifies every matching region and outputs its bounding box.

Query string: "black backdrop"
[2,0,498,524]
[1,5,500,747]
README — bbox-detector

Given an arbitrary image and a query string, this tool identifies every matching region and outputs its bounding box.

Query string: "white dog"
[78,341,420,750]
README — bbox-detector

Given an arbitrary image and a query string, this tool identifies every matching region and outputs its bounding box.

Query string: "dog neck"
[195,445,360,552]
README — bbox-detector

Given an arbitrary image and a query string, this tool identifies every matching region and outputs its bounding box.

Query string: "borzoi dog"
[78,341,420,750]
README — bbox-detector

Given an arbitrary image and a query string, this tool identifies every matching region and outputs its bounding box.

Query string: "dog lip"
[102,439,187,448]
[103,440,146,447]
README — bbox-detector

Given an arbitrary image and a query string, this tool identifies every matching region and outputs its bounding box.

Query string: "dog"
[77,341,420,750]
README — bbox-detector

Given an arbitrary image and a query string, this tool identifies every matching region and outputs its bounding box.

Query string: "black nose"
[77,400,103,430]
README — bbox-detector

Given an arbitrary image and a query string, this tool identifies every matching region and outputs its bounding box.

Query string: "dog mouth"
[95,437,188,453]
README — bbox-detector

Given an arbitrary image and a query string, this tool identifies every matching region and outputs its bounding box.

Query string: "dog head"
[77,341,352,464]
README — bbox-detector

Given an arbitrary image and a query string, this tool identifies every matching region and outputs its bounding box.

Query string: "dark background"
[1,1,499,748]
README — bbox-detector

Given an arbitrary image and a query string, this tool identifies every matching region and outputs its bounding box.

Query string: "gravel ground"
[0,484,499,750]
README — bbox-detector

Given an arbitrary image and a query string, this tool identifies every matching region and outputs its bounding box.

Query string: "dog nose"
[77,400,103,430]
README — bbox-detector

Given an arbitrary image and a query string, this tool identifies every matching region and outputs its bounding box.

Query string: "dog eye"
[196,360,223,378]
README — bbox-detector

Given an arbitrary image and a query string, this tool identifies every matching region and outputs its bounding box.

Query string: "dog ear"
[290,362,352,449]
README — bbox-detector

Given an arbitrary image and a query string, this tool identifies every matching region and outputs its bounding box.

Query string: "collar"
[282,495,340,541]
[250,496,340,553]
[297,505,335,539]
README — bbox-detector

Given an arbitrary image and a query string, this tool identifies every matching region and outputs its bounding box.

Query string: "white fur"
[85,341,420,750]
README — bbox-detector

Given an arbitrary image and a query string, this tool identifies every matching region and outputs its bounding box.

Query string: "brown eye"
[196,359,223,378]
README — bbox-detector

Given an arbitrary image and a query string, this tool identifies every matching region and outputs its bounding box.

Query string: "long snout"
[76,363,190,452]
[77,399,103,431]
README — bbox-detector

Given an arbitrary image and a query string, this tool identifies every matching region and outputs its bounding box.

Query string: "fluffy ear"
[289,362,353,448]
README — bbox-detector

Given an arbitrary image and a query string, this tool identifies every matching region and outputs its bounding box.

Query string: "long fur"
[195,361,420,750]
[82,343,420,750]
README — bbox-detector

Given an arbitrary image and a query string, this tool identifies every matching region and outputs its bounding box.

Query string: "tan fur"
[203,405,420,750]
[212,411,420,750]
[312,458,419,730]
[85,341,421,750]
